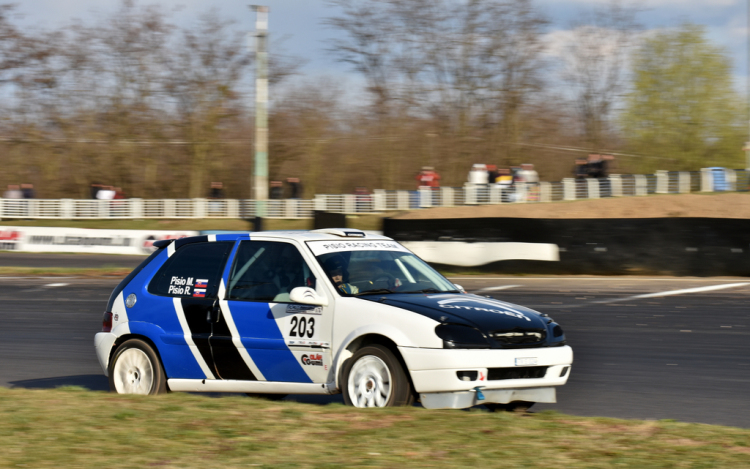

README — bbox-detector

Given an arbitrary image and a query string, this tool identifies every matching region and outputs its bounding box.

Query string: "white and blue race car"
[95,229,572,409]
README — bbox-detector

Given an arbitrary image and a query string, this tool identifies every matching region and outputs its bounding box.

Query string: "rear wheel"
[109,339,167,395]
[342,345,414,408]
[485,401,535,412]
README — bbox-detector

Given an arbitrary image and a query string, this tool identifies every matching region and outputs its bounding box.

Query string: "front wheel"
[109,339,167,395]
[342,345,414,408]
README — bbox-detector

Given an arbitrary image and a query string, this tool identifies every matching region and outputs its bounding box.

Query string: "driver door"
[211,239,333,383]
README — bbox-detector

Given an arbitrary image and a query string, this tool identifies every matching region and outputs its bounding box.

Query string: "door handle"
[207,299,222,323]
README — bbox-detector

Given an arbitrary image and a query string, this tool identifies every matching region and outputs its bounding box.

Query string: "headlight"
[548,322,566,345]
[435,324,490,349]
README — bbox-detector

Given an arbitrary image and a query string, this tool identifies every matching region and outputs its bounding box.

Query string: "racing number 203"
[289,316,315,338]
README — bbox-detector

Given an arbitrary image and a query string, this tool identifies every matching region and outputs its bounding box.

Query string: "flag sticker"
[193,289,206,298]
[195,279,208,289]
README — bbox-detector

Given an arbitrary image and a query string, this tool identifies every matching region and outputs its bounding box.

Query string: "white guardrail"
[0,168,745,220]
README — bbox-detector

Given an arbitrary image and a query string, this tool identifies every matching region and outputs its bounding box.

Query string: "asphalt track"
[1,262,749,428]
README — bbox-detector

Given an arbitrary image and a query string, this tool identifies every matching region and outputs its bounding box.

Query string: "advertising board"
[0,226,199,255]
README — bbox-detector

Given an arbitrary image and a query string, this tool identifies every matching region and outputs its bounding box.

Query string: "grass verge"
[1,387,749,468]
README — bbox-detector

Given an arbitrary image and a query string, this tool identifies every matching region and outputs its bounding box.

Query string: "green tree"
[621,23,744,172]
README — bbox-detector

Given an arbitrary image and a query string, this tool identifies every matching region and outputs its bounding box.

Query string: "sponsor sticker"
[436,298,531,322]
[287,340,330,348]
[286,304,323,315]
[307,240,410,256]
[301,353,324,366]
[168,276,194,296]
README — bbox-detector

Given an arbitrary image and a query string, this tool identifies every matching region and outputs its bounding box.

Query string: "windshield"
[313,246,458,296]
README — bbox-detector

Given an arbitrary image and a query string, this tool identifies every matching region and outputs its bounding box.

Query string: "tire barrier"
[383,217,750,276]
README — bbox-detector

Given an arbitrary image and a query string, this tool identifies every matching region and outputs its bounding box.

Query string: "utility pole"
[251,5,269,222]
[746,0,750,171]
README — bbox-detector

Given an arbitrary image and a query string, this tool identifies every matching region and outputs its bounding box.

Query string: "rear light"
[102,312,113,332]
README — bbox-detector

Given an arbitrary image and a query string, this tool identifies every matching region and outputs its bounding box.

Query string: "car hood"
[359,293,548,333]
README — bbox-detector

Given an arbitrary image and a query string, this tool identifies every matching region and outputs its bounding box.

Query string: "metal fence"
[1,168,745,220]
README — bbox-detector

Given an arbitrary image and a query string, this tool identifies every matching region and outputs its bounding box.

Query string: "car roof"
[252,229,392,241]
[169,229,393,248]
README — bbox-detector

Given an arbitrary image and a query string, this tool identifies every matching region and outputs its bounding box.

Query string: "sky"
[11,0,750,94]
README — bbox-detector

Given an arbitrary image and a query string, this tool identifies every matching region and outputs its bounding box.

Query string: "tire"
[485,401,535,413]
[342,344,414,408]
[109,339,167,395]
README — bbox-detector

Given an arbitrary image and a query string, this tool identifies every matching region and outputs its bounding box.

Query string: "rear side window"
[148,242,234,298]
[227,241,316,302]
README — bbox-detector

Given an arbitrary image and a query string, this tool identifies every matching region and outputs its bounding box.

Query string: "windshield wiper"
[355,288,395,296]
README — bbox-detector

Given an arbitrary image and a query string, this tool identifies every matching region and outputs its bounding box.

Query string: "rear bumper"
[94,332,117,377]
[398,345,573,394]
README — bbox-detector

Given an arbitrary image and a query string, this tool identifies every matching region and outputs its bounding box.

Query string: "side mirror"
[289,287,329,306]
[453,284,466,293]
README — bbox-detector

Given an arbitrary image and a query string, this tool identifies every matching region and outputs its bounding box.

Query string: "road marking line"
[473,285,520,293]
[592,283,750,304]
[44,283,69,288]
[447,277,750,281]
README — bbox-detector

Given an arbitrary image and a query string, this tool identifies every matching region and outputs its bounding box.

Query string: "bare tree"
[163,10,252,198]
[557,1,641,149]
[326,0,548,178]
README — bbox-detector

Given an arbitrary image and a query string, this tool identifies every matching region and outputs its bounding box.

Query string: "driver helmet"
[323,255,348,283]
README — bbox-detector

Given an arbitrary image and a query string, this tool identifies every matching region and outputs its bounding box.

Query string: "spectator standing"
[4,184,22,199]
[574,159,589,179]
[496,168,514,202]
[20,184,35,199]
[518,163,540,201]
[209,182,225,199]
[587,154,603,178]
[286,177,302,199]
[468,164,489,184]
[269,181,283,200]
[90,183,102,199]
[96,185,116,200]
[416,166,441,189]
[487,165,499,185]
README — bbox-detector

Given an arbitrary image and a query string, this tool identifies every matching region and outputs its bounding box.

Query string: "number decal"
[307,317,315,337]
[298,317,307,337]
[288,316,315,338]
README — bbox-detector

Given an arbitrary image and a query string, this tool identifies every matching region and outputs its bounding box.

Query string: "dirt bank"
[392,193,750,219]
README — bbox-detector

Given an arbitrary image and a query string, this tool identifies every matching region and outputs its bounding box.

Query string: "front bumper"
[420,387,556,409]
[94,332,117,376]
[398,345,573,394]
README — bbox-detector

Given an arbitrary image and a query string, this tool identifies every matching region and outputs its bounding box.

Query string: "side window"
[148,242,234,298]
[227,241,316,302]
